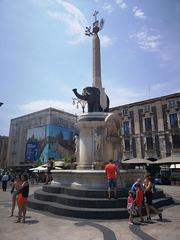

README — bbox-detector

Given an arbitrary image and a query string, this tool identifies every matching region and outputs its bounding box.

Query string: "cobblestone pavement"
[0,184,180,240]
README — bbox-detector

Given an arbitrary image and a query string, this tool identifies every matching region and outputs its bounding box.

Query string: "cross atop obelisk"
[85,11,109,111]
[93,10,99,22]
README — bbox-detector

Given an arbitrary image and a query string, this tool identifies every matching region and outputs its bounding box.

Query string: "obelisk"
[85,10,109,111]
[93,29,102,89]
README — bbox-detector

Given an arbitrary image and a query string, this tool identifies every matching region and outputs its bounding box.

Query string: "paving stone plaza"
[0,184,180,240]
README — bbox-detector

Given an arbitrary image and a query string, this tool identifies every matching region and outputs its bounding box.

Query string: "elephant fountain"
[72,87,109,113]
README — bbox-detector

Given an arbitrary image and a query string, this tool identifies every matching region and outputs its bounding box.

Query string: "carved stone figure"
[73,87,109,113]
[74,134,79,153]
[73,87,101,112]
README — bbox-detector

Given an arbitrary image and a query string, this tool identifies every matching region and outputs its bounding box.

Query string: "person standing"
[131,178,143,194]
[127,190,134,225]
[105,160,118,199]
[16,174,29,223]
[134,183,144,222]
[45,157,54,185]
[144,175,162,221]
[1,173,9,191]
[10,175,23,217]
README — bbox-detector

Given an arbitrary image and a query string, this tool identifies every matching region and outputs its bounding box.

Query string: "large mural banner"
[25,124,74,162]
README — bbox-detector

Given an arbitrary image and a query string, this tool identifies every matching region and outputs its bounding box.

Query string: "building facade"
[7,108,77,167]
[111,92,180,160]
[0,136,9,168]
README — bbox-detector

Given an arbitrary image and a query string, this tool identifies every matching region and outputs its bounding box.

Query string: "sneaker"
[128,221,133,225]
[158,213,162,221]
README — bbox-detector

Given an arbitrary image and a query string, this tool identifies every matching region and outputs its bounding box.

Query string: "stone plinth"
[52,169,145,189]
[75,112,122,170]
[75,112,108,169]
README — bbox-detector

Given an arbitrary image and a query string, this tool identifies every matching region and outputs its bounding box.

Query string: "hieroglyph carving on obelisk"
[85,11,109,112]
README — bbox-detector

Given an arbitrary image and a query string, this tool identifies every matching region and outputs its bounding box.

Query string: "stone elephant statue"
[73,87,101,112]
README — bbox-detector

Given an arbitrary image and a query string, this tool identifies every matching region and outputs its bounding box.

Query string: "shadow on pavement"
[75,221,117,240]
[25,219,39,225]
[129,225,156,240]
[155,218,171,223]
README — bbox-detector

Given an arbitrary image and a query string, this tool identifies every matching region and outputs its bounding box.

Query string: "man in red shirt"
[134,183,144,222]
[105,160,118,199]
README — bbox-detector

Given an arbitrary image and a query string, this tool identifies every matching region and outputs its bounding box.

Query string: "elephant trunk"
[72,88,87,101]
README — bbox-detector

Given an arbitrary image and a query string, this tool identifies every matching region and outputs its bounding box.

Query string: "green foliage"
[61,156,73,169]
[33,160,43,168]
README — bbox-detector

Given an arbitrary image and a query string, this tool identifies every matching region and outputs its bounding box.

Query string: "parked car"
[154,176,171,185]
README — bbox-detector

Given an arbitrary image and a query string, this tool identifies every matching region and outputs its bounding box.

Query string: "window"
[169,113,178,128]
[123,121,130,134]
[172,134,180,149]
[168,100,176,108]
[122,109,128,116]
[124,139,130,151]
[146,137,153,150]
[145,118,152,131]
[144,105,151,112]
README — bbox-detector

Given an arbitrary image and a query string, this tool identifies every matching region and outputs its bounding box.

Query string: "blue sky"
[0,0,180,136]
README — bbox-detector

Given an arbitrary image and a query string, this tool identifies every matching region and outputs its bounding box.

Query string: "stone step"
[42,185,166,199]
[28,194,173,220]
[28,197,129,219]
[34,189,127,208]
[43,185,128,198]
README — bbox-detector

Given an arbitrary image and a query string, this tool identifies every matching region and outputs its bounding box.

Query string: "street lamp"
[72,98,87,113]
[0,102,3,107]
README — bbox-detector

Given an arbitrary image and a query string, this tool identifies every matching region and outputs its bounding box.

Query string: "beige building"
[111,92,180,160]
[0,136,9,168]
[7,108,77,168]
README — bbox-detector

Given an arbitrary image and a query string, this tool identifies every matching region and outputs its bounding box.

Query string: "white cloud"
[47,0,87,44]
[151,82,167,91]
[132,6,146,19]
[115,0,127,9]
[100,35,113,47]
[18,99,83,115]
[103,3,113,14]
[105,86,142,107]
[130,30,161,52]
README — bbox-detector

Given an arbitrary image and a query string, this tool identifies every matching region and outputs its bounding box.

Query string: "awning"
[122,158,152,164]
[153,156,180,165]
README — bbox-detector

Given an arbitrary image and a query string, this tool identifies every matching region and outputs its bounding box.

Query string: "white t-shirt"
[1,175,9,181]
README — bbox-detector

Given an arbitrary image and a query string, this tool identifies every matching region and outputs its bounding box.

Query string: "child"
[127,190,134,225]
[134,183,144,222]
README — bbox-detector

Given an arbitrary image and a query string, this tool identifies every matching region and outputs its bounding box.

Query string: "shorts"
[144,191,152,205]
[12,190,18,200]
[18,193,28,205]
[136,205,142,215]
[108,179,117,188]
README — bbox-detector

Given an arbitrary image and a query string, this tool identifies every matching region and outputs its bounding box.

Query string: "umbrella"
[29,166,47,172]
[122,158,152,164]
[153,156,180,164]
[170,163,180,169]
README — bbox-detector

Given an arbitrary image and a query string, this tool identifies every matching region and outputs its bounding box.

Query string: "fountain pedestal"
[75,112,121,170]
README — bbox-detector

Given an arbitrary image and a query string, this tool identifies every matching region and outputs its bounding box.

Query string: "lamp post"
[72,98,87,113]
